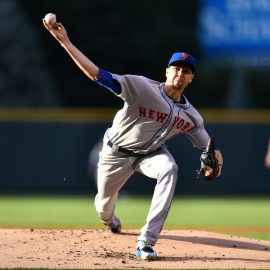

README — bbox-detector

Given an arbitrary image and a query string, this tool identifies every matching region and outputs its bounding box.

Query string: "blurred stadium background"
[0,0,270,196]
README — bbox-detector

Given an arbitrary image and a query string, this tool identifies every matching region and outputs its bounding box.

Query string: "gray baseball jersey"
[94,71,209,245]
[106,74,209,152]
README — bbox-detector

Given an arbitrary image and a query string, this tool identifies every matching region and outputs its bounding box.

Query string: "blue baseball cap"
[168,52,196,72]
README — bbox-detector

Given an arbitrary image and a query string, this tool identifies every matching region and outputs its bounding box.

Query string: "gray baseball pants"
[94,139,178,245]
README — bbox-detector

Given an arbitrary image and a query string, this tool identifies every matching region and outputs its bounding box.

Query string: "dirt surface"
[0,229,270,269]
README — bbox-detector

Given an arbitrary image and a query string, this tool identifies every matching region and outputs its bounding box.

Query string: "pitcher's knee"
[171,162,178,175]
[158,161,178,179]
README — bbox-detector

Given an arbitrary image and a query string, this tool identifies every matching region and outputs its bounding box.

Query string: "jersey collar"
[160,83,190,109]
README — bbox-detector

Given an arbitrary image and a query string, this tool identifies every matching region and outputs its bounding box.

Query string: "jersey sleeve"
[95,69,147,104]
[183,105,210,151]
[95,69,122,94]
[185,124,209,151]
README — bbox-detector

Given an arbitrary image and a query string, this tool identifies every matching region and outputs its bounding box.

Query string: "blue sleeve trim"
[95,69,122,94]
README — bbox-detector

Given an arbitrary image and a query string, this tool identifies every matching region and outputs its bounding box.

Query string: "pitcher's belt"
[107,140,146,157]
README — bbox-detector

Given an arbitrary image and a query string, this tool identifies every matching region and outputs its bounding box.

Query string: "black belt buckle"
[107,140,143,156]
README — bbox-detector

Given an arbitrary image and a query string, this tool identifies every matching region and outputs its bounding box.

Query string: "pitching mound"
[0,229,270,269]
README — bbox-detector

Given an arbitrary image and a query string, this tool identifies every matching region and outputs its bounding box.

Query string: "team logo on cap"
[181,53,189,59]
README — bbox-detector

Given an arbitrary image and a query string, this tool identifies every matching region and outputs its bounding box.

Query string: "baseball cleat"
[135,240,157,260]
[108,215,122,234]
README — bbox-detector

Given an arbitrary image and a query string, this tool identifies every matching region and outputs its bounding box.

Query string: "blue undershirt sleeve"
[95,69,122,95]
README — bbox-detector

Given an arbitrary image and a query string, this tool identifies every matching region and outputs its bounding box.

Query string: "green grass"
[0,194,98,227]
[168,196,270,226]
[0,195,270,241]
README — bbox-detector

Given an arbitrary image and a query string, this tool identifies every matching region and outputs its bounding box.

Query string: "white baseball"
[44,13,57,25]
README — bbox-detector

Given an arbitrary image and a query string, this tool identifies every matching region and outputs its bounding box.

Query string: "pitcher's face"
[166,64,194,90]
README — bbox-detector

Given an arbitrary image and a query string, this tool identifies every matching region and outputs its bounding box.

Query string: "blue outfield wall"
[0,110,269,195]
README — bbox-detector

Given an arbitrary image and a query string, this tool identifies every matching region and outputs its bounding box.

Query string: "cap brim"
[169,60,195,72]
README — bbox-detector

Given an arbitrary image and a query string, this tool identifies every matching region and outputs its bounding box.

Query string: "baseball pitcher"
[43,16,223,260]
